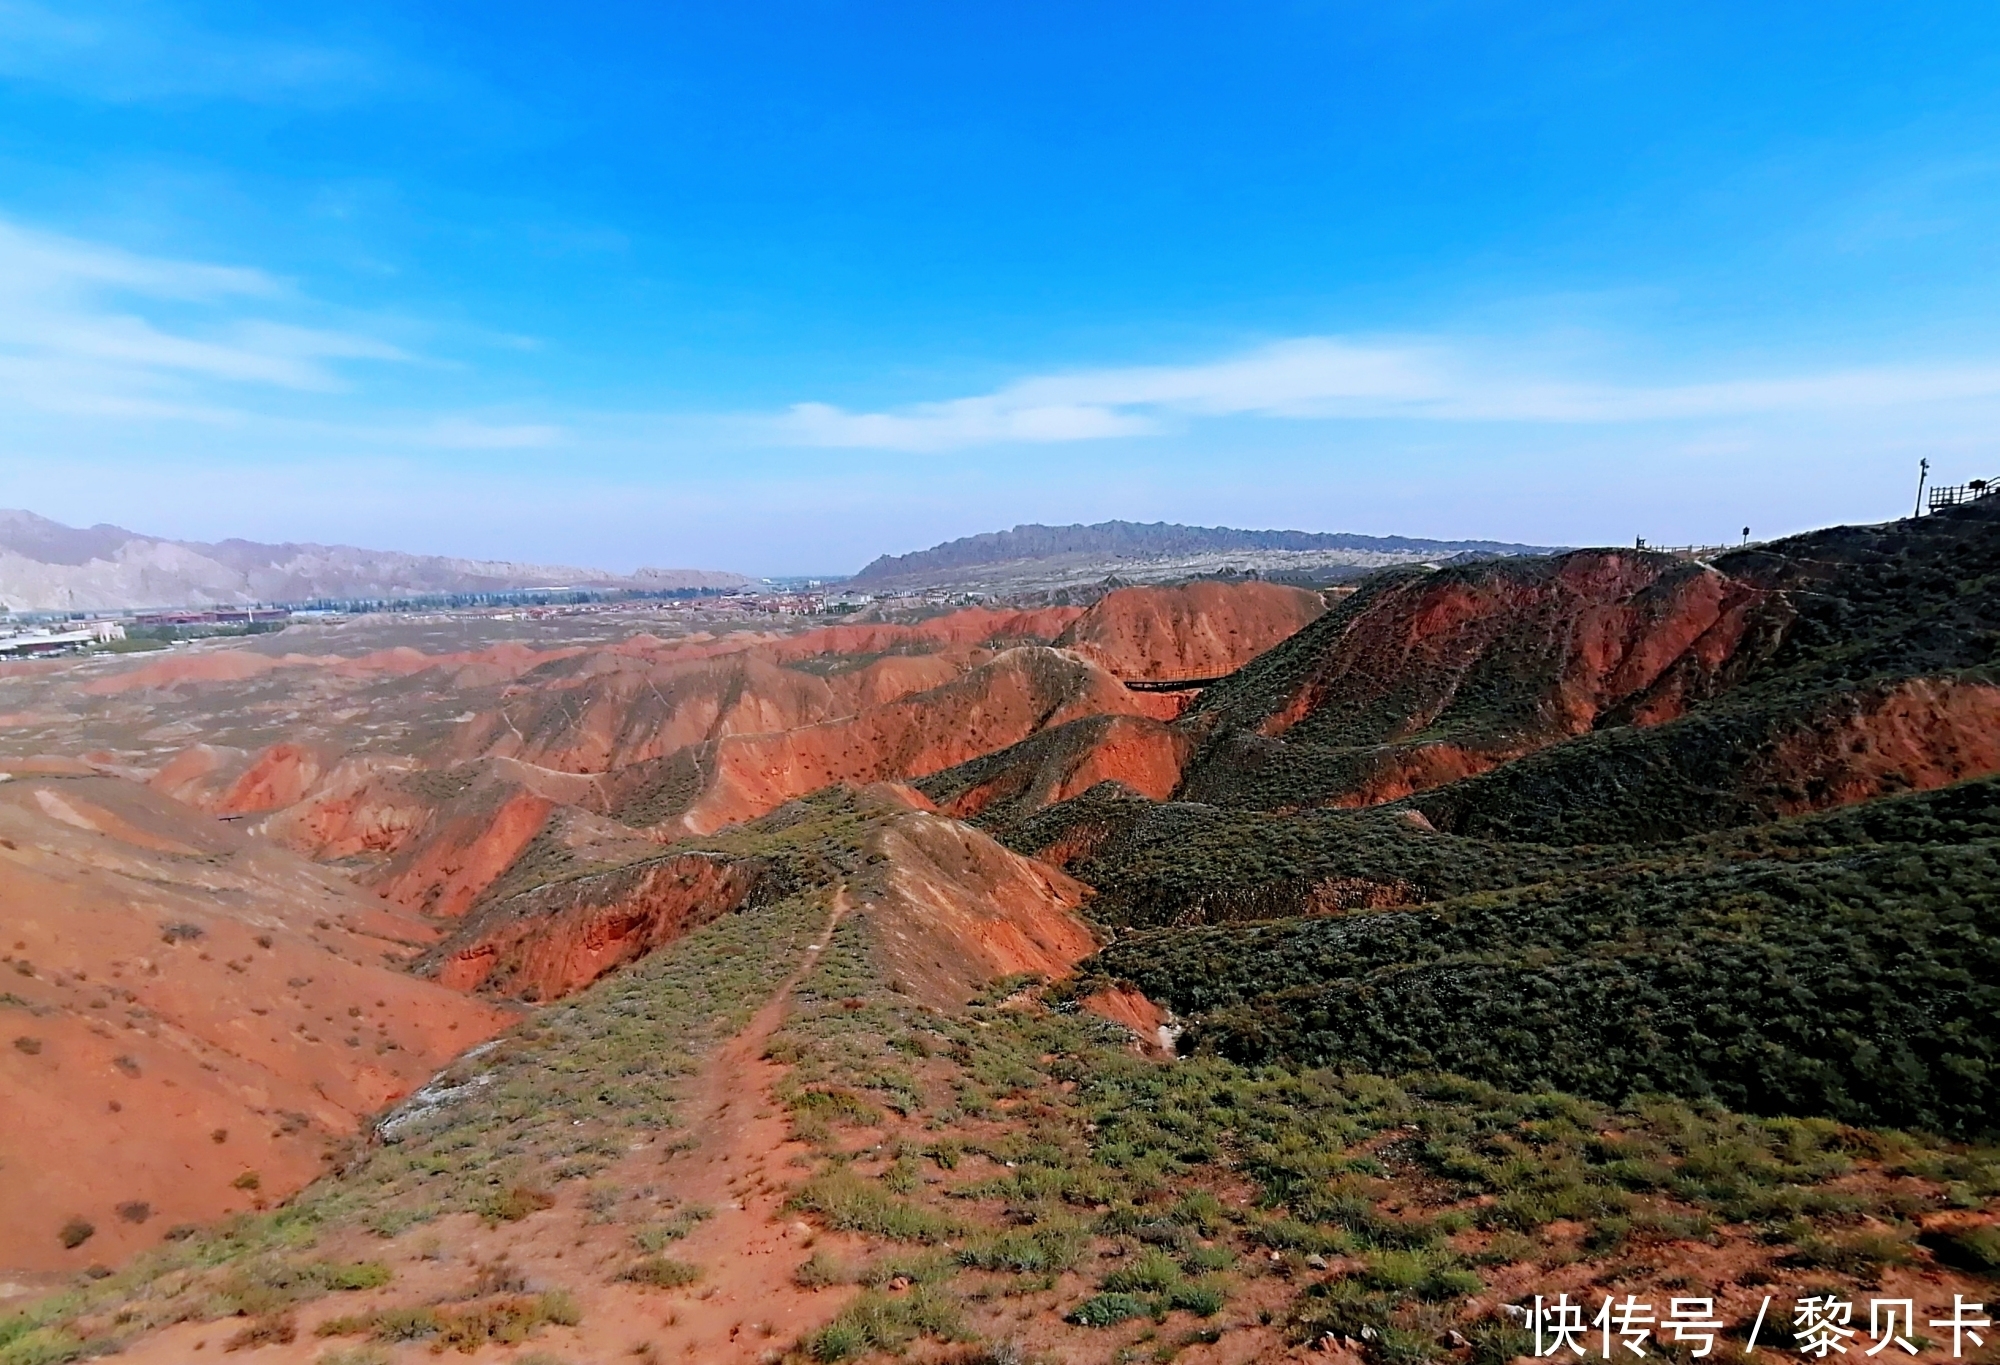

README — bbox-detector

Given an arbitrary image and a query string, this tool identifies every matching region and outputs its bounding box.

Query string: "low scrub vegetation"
[315,1289,580,1352]
[1086,778,2000,1138]
[759,898,2000,1361]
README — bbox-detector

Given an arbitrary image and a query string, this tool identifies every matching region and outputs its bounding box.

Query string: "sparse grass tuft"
[621,1256,701,1289]
[790,1169,958,1243]
[802,1286,964,1361]
[315,1290,580,1352]
[480,1185,555,1224]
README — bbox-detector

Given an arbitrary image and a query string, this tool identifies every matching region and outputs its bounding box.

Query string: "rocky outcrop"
[466,653,881,774]
[254,756,431,859]
[371,785,558,919]
[146,607,1177,935]
[1079,986,1175,1055]
[1244,552,1774,741]
[147,742,252,809]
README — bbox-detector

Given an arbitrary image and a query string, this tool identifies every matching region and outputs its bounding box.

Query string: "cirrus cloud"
[0,219,410,419]
[765,336,2000,451]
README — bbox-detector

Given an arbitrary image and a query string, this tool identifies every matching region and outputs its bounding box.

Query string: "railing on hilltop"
[1633,538,1742,560]
[1928,479,1996,512]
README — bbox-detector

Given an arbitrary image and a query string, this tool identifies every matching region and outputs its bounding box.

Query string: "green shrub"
[1248,1217,1352,1256]
[1100,1249,1182,1295]
[791,1088,882,1126]
[802,1287,962,1360]
[316,1306,439,1342]
[315,1261,392,1292]
[1164,1279,1228,1317]
[1359,1250,1482,1301]
[1071,1292,1150,1327]
[959,1222,1087,1275]
[316,1290,578,1350]
[1781,1230,1915,1277]
[790,1170,957,1243]
[807,1318,868,1363]
[1167,1191,1229,1234]
[1184,1243,1238,1273]
[1089,779,2000,1140]
[0,1326,85,1365]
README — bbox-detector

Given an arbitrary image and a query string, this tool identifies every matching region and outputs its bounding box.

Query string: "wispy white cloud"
[768,336,2000,451]
[0,0,387,104]
[0,220,410,418]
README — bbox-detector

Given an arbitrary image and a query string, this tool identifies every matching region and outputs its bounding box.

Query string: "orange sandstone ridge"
[106,594,1280,927]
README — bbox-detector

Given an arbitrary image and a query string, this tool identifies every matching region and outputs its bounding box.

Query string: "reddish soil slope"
[251,755,432,860]
[857,801,1097,1007]
[1252,552,1769,742]
[213,742,337,816]
[428,852,762,999]
[146,743,251,810]
[1055,580,1325,681]
[150,615,1132,927]
[1107,507,2000,837]
[1175,550,1784,810]
[462,652,961,774]
[1758,676,2000,813]
[671,647,1159,835]
[0,773,512,1274]
[920,713,1195,823]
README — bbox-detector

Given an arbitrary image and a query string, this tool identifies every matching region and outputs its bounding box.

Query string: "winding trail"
[108,890,858,1365]
[621,887,857,1360]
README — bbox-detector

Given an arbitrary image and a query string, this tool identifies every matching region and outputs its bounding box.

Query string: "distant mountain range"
[850,520,1562,591]
[0,511,750,612]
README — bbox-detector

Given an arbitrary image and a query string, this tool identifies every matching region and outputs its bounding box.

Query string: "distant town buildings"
[132,608,290,627]
[0,619,125,655]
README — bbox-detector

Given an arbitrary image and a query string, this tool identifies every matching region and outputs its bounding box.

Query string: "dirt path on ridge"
[624,887,860,1360]
[110,890,859,1364]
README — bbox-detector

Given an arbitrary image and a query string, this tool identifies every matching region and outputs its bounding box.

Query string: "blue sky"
[4,2,2000,573]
